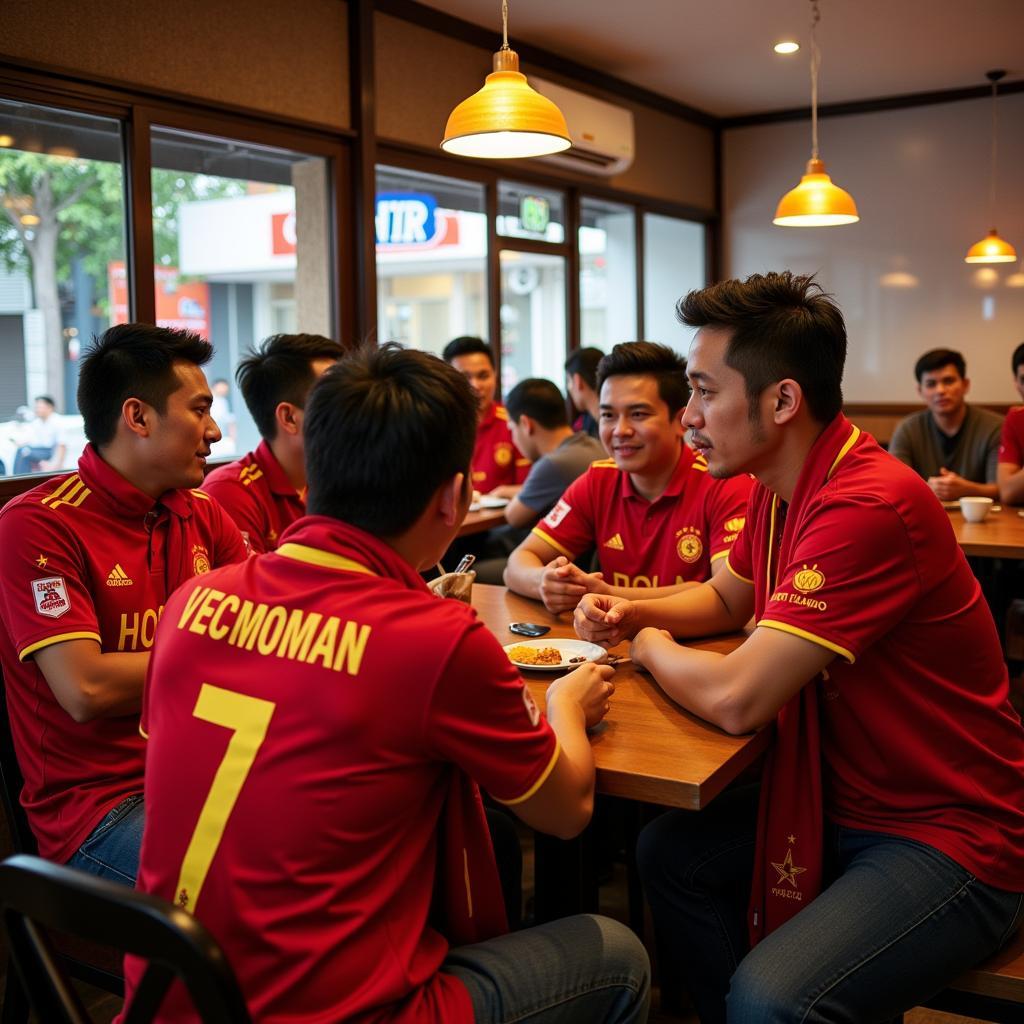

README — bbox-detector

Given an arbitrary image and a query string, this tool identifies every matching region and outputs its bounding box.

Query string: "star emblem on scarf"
[771,847,807,890]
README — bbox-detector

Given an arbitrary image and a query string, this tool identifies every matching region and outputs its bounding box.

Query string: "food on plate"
[507,644,562,666]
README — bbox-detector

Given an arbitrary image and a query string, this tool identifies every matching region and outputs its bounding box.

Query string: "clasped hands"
[572,590,673,673]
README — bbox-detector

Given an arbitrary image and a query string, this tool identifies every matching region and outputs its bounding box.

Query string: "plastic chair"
[0,854,251,1023]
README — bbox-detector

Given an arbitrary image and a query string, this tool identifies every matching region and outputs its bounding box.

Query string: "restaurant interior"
[1,1,1024,1022]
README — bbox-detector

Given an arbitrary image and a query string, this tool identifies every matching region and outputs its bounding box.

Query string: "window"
[643,213,705,355]
[499,250,566,393]
[0,99,127,475]
[148,127,333,457]
[579,196,636,349]
[375,166,487,356]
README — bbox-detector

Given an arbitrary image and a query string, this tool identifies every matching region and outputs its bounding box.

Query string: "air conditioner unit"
[531,77,635,177]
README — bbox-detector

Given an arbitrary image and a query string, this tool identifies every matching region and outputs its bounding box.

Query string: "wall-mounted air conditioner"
[532,76,635,177]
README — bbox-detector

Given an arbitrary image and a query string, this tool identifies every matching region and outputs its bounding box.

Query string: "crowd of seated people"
[0,274,1021,1023]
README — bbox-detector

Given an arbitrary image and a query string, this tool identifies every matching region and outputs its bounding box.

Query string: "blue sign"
[375,192,438,246]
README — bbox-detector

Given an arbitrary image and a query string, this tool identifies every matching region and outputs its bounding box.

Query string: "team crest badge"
[494,443,512,467]
[32,577,70,619]
[192,545,211,575]
[676,531,703,564]
[544,499,571,529]
[522,685,541,727]
[792,564,825,594]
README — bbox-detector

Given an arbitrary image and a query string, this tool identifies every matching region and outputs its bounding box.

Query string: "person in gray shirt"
[889,348,1002,501]
[505,377,606,528]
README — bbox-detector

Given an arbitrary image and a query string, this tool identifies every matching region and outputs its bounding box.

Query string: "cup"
[959,496,993,523]
[427,570,476,603]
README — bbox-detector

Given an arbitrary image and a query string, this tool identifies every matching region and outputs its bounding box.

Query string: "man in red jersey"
[443,335,531,497]
[505,341,751,613]
[998,339,1024,505]
[126,344,650,1024]
[574,273,1024,1024]
[202,333,344,552]
[0,324,246,884]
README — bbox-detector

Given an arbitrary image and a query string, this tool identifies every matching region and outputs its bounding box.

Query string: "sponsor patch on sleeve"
[544,499,571,529]
[32,577,70,619]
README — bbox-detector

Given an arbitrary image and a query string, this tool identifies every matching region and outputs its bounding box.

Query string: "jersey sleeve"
[999,410,1024,466]
[704,473,754,563]
[0,503,102,661]
[201,493,250,565]
[425,619,558,804]
[529,468,597,562]
[758,495,919,664]
[202,476,265,555]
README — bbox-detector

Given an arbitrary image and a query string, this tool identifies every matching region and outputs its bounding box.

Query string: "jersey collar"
[77,443,193,520]
[253,440,302,498]
[621,444,694,503]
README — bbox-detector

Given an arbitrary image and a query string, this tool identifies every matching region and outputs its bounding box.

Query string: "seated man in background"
[997,339,1024,505]
[12,395,66,474]
[505,341,752,613]
[127,344,650,1024]
[565,346,605,441]
[443,335,530,498]
[202,333,344,552]
[575,273,1024,1024]
[0,324,246,883]
[889,347,1001,500]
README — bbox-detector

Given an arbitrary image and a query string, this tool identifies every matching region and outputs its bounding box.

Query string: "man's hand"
[539,556,606,613]
[630,627,675,671]
[547,662,616,729]
[927,467,970,500]
[574,593,639,647]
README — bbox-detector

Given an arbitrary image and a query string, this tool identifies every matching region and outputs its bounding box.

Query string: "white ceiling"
[418,0,1024,118]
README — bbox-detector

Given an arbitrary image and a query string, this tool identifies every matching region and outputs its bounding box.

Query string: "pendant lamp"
[773,0,859,227]
[441,0,571,160]
[964,70,1017,264]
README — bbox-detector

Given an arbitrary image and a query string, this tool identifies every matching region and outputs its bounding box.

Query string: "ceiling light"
[441,0,570,159]
[773,1,859,227]
[0,134,13,147]
[964,70,1017,264]
[774,41,800,54]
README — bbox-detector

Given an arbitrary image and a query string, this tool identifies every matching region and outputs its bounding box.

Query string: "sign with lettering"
[375,192,438,246]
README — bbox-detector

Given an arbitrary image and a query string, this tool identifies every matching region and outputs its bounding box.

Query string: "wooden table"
[458,506,508,537]
[948,507,1024,559]
[472,584,766,811]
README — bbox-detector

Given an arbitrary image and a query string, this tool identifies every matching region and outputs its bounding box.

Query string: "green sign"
[520,194,550,234]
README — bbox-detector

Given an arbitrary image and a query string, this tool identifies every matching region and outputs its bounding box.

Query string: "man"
[889,348,1002,500]
[575,273,1024,1023]
[503,377,605,529]
[126,344,650,1024]
[997,340,1024,505]
[505,341,751,613]
[208,377,238,458]
[0,324,247,884]
[442,335,530,497]
[202,333,344,552]
[12,395,66,474]
[565,346,604,440]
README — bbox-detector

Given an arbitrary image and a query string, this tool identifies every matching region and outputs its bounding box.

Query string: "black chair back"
[0,669,35,855]
[0,854,251,1023]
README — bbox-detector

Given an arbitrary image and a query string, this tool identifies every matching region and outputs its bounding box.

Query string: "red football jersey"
[201,440,304,553]
[728,416,1024,890]
[532,446,752,588]
[0,444,247,862]
[127,516,557,1023]
[472,402,530,493]
[998,406,1024,467]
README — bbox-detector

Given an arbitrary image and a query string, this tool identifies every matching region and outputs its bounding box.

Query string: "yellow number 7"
[174,684,276,913]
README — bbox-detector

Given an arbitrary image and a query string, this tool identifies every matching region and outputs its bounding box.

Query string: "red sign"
[272,211,297,256]
[108,262,210,339]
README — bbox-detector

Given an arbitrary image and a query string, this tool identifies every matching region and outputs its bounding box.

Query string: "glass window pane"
[580,196,636,349]
[376,165,487,356]
[148,127,334,457]
[500,250,566,394]
[643,213,706,355]
[497,180,565,243]
[0,99,126,475]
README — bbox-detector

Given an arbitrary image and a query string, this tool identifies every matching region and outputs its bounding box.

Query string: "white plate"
[504,638,606,671]
[470,496,509,512]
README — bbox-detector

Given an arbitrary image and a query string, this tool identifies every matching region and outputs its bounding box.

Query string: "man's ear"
[439,471,468,527]
[122,398,151,439]
[771,379,803,425]
[276,402,302,437]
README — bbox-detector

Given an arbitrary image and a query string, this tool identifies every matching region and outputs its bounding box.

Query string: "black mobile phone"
[509,622,551,637]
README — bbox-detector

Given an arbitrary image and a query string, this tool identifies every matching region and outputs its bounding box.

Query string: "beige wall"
[723,93,1024,403]
[0,0,350,130]
[375,13,714,212]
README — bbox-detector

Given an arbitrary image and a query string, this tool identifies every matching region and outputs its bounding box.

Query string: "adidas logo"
[106,564,134,588]
[603,533,625,551]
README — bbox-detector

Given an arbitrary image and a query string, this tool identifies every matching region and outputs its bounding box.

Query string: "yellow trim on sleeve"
[530,528,576,560]
[725,556,754,585]
[827,425,861,479]
[758,619,855,664]
[19,631,102,662]
[189,489,210,501]
[710,549,730,562]
[139,723,149,739]
[275,543,377,576]
[496,738,562,806]
[590,459,617,469]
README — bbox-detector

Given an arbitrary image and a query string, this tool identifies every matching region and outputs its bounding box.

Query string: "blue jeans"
[13,446,53,475]
[638,784,1024,1024]
[66,794,144,886]
[443,914,650,1023]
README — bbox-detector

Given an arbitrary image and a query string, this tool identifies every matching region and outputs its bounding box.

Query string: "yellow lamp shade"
[442,49,571,159]
[773,158,860,227]
[964,229,1018,264]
